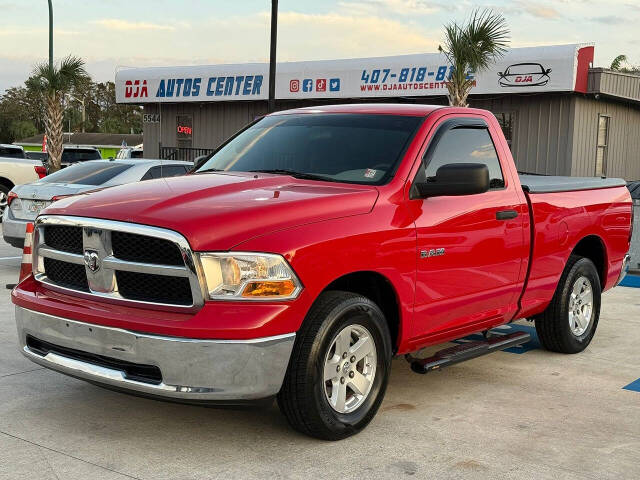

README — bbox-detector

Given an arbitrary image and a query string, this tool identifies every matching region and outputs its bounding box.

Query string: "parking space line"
[0,256,21,261]
[623,378,640,392]
[619,275,640,288]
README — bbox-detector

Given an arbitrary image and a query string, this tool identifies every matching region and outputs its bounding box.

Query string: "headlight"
[197,252,302,300]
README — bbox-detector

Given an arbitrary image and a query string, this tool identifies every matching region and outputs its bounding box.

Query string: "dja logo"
[125,80,148,98]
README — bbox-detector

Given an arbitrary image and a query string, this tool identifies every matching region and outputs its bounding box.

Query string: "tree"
[610,55,627,71]
[610,55,639,74]
[439,9,509,107]
[9,120,37,140]
[31,55,89,171]
[0,84,46,142]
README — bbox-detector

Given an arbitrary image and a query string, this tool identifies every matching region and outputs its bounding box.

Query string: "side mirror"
[497,72,503,76]
[545,68,552,74]
[413,163,490,198]
[191,155,209,172]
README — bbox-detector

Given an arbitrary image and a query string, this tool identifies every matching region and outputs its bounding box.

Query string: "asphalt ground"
[1,228,639,479]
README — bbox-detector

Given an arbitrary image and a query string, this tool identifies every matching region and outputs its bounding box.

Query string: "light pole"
[48,0,53,70]
[268,0,278,113]
[65,93,86,133]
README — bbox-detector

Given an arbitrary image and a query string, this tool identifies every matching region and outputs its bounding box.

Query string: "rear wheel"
[277,291,392,440]
[535,255,601,353]
[0,184,9,220]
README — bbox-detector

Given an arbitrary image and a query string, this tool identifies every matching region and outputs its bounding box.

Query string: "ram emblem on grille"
[83,250,101,273]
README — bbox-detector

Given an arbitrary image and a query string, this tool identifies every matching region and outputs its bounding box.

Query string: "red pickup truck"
[13,104,632,440]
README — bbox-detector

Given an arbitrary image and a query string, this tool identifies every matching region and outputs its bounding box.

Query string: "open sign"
[177,125,193,135]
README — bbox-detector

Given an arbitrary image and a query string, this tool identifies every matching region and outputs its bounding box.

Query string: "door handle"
[496,210,518,220]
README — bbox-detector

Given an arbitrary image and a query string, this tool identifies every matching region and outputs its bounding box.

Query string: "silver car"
[2,159,192,248]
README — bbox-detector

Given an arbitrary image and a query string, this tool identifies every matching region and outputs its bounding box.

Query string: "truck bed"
[519,174,626,193]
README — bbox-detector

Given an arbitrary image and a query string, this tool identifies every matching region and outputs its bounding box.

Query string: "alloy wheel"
[323,324,377,414]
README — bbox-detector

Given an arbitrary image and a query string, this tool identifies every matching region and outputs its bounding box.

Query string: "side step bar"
[409,331,531,374]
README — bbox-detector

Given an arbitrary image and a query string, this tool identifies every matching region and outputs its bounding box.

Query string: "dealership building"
[115,44,640,179]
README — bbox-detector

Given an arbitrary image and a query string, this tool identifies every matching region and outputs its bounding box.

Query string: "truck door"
[411,116,525,339]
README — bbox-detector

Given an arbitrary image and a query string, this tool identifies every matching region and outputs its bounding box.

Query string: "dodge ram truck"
[12,104,632,440]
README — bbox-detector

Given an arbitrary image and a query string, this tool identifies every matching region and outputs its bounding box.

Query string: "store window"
[493,112,515,150]
[595,114,610,176]
[176,114,193,149]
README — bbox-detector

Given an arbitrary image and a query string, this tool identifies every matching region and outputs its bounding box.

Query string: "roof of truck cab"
[271,103,447,117]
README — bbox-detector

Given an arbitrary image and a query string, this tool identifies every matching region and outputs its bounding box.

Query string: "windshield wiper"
[249,169,337,182]
[195,168,225,174]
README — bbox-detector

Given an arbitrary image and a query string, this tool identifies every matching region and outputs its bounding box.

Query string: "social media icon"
[302,79,313,92]
[289,79,300,92]
[329,78,341,92]
[316,78,327,92]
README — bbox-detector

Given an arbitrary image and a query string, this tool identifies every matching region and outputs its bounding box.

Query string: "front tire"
[277,291,392,440]
[535,255,601,353]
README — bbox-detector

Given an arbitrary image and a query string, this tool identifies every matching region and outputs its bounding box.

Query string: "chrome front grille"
[33,215,204,310]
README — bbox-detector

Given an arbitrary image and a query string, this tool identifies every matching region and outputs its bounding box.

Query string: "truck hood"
[42,172,379,250]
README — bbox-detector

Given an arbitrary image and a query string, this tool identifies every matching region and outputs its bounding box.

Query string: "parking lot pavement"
[1,231,639,480]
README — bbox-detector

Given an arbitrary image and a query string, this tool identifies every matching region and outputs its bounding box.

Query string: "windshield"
[0,146,25,158]
[195,113,423,184]
[40,161,132,185]
[62,148,101,163]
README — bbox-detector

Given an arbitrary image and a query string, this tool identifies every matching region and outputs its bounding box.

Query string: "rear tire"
[0,183,10,221]
[535,255,601,353]
[277,291,392,440]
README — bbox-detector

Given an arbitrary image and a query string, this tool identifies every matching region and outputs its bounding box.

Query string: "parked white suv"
[0,144,47,218]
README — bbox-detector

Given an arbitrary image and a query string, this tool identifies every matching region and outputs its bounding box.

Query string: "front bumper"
[16,306,295,402]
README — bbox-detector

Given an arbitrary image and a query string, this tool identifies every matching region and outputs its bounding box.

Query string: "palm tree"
[439,9,509,107]
[610,55,627,71]
[31,56,89,172]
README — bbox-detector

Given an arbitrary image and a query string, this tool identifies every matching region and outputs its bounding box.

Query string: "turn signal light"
[241,280,297,298]
[6,191,18,207]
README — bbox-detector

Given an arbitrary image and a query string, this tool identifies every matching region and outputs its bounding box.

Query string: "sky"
[0,0,638,93]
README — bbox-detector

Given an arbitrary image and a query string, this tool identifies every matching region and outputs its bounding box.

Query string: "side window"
[157,165,190,178]
[141,165,189,181]
[419,126,505,189]
[141,166,161,181]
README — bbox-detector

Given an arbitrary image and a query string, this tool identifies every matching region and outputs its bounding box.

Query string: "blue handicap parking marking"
[452,323,540,354]
[619,274,640,288]
[623,378,640,392]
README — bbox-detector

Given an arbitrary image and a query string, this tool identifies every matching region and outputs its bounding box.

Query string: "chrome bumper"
[16,306,295,401]
[615,253,631,287]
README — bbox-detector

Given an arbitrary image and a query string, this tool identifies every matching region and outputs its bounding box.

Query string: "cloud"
[91,19,177,31]
[272,11,439,59]
[519,3,561,19]
[337,0,442,16]
[590,15,628,24]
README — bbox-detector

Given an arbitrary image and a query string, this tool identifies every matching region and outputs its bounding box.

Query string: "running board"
[409,331,531,374]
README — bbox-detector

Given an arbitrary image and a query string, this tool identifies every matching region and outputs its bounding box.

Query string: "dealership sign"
[115,44,593,103]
